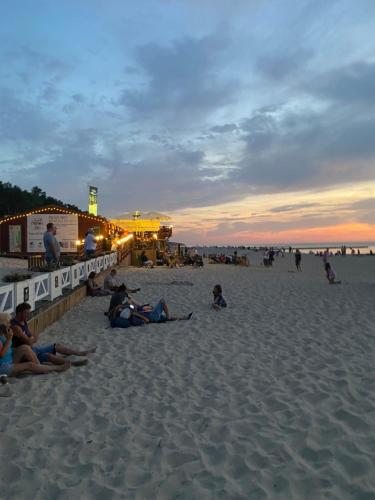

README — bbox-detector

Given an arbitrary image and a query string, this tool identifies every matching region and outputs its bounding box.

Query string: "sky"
[1,0,375,245]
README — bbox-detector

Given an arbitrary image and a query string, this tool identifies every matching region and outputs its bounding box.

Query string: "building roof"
[0,204,112,226]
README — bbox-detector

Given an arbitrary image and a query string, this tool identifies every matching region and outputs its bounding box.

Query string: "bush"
[3,272,32,283]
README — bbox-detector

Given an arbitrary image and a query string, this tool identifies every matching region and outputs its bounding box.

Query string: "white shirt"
[84,233,96,251]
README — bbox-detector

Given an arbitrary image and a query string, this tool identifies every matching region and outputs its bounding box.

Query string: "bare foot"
[56,362,71,372]
[71,359,88,367]
[82,346,97,355]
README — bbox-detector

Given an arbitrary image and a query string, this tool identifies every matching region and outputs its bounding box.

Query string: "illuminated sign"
[88,186,98,216]
[111,219,161,232]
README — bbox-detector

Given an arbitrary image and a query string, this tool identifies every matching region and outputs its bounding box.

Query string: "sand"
[1,253,375,499]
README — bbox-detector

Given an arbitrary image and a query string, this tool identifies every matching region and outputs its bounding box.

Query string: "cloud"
[349,198,375,210]
[233,95,375,192]
[209,123,238,134]
[119,35,238,124]
[1,46,73,87]
[256,48,314,80]
[0,87,57,142]
[308,61,375,104]
[269,202,319,213]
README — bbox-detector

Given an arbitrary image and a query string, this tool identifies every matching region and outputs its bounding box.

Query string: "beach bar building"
[110,211,172,265]
[0,205,118,257]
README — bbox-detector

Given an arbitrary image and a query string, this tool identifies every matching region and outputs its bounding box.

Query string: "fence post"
[71,264,80,288]
[15,279,36,311]
[48,270,62,301]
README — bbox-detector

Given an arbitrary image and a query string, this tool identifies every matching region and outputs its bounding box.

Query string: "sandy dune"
[1,253,375,499]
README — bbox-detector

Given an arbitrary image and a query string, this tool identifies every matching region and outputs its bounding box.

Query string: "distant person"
[84,229,96,259]
[43,222,60,269]
[1,313,70,378]
[324,263,341,284]
[295,249,302,272]
[268,248,275,266]
[212,284,227,311]
[87,271,112,296]
[322,248,330,264]
[139,250,153,268]
[10,303,95,366]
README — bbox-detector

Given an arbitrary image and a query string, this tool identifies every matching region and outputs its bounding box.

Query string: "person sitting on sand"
[10,303,95,366]
[212,284,227,311]
[324,262,341,285]
[105,283,141,316]
[103,269,120,292]
[110,299,192,328]
[139,250,154,268]
[0,313,70,378]
[295,249,302,272]
[87,271,112,296]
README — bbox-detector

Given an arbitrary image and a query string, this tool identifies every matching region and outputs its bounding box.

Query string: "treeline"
[0,182,79,216]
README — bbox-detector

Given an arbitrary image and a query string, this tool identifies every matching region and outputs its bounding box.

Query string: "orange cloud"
[230,223,375,244]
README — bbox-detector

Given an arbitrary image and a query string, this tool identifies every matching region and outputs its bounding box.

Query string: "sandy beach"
[1,253,375,499]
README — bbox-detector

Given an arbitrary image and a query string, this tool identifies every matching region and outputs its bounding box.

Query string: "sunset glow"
[0,1,374,245]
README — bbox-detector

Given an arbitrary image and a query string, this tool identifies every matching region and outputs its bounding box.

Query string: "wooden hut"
[0,205,117,257]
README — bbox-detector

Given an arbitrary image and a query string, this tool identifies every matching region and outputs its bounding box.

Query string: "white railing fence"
[0,284,15,314]
[61,267,72,290]
[0,251,119,314]
[34,273,50,302]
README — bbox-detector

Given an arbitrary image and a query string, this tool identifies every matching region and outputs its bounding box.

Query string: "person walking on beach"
[10,303,95,366]
[324,262,341,284]
[322,248,330,264]
[43,222,60,269]
[295,249,302,272]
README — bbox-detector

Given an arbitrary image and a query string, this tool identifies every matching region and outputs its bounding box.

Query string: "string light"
[116,234,133,246]
[0,204,122,234]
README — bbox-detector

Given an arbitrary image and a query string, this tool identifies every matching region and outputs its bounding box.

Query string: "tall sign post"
[88,186,98,216]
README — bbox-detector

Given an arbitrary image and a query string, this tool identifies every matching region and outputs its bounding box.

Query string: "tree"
[0,182,80,216]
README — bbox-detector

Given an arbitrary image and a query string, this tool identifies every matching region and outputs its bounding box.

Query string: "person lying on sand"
[324,262,341,285]
[0,313,70,378]
[10,303,95,366]
[109,299,192,328]
[212,284,227,311]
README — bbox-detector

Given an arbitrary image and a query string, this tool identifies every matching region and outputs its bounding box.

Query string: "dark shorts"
[111,317,131,329]
[0,363,13,376]
[32,344,56,362]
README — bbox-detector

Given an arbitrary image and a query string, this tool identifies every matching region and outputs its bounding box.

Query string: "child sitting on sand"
[324,262,341,284]
[212,284,227,310]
